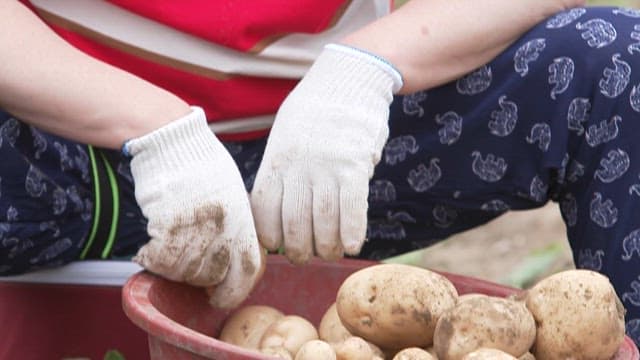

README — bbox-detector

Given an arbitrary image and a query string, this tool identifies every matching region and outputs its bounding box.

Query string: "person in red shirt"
[12,0,640,350]
[0,0,584,309]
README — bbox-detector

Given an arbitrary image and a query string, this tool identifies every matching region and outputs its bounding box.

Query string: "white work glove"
[251,44,403,264]
[125,107,264,308]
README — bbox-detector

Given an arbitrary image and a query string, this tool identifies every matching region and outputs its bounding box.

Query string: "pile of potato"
[217,263,627,360]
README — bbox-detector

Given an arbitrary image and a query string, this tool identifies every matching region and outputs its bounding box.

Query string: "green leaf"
[104,350,126,360]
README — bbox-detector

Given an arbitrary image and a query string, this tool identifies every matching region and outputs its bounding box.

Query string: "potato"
[219,305,284,350]
[518,352,535,360]
[319,303,352,343]
[393,347,437,360]
[424,346,437,357]
[295,340,336,360]
[367,341,386,359]
[462,348,517,360]
[336,264,458,350]
[332,336,376,360]
[457,293,487,303]
[433,296,535,360]
[318,320,384,359]
[525,269,626,360]
[260,347,293,360]
[259,315,319,357]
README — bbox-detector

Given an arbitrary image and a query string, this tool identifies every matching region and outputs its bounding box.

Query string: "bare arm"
[341,0,585,94]
[0,1,190,149]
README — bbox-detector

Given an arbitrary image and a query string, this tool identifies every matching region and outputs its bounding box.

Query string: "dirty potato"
[259,315,319,357]
[319,303,353,344]
[295,340,336,360]
[393,347,437,360]
[260,347,293,360]
[433,295,535,360]
[336,263,458,350]
[525,269,626,360]
[518,352,535,360]
[457,293,487,303]
[462,348,517,360]
[332,336,377,360]
[219,305,284,350]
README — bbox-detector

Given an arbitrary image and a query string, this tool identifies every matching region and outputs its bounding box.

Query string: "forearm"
[341,0,585,94]
[0,1,190,149]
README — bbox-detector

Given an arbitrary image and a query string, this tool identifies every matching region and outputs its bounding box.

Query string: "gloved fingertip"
[132,248,166,279]
[252,195,280,244]
[131,253,144,266]
[206,272,259,309]
[315,241,344,262]
[206,278,252,309]
[255,246,267,281]
[207,244,264,309]
[286,250,313,266]
[259,239,279,250]
[342,237,366,256]
[318,251,343,263]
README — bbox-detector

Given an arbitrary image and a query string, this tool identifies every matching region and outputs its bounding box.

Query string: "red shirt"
[24,0,392,140]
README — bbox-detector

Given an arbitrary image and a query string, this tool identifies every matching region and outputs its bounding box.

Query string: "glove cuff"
[124,106,224,170]
[325,43,404,93]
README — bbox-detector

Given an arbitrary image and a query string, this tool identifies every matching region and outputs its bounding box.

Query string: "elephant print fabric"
[223,7,640,344]
[0,113,93,274]
[0,110,147,275]
[358,6,640,345]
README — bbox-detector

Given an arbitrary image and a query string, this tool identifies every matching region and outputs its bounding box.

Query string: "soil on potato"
[414,203,575,288]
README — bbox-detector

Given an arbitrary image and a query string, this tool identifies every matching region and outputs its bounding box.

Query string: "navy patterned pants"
[2,6,640,344]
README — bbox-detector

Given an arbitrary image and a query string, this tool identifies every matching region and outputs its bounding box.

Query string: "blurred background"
[386,0,640,289]
[396,0,640,6]
[590,0,640,5]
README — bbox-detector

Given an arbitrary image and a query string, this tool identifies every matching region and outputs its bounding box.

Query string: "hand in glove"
[125,107,264,308]
[250,44,402,264]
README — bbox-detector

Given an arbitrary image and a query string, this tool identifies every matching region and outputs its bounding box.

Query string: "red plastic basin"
[0,282,149,360]
[122,255,639,360]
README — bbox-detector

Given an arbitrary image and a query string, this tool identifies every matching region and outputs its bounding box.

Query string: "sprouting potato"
[336,264,458,350]
[525,269,626,360]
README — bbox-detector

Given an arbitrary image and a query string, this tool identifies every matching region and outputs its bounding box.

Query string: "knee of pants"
[0,111,94,274]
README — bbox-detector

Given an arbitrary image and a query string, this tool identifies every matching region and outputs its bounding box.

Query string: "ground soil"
[415,202,576,288]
